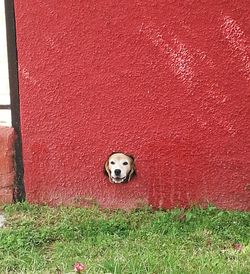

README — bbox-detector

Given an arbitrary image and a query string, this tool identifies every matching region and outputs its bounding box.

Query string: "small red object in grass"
[73,262,86,273]
[178,213,186,222]
[232,243,243,251]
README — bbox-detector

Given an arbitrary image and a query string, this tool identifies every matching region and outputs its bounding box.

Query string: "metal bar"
[5,0,25,201]
[0,105,11,109]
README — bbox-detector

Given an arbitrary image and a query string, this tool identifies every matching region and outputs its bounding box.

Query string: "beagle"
[104,152,136,183]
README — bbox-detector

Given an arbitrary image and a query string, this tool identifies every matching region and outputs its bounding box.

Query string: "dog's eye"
[110,161,115,165]
[123,162,128,165]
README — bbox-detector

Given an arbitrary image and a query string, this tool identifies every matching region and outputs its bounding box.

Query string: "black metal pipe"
[4,0,25,201]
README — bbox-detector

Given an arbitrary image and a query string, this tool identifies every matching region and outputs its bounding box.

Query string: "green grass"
[0,203,249,274]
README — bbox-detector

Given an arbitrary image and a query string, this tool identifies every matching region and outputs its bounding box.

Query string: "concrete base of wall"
[0,126,15,205]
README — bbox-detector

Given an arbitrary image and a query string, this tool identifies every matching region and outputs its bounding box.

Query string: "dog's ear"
[104,160,112,182]
[128,157,136,182]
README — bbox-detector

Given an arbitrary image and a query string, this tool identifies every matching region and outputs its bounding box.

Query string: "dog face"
[104,152,136,183]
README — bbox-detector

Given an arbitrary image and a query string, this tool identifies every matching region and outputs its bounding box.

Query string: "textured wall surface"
[0,126,15,204]
[14,0,250,210]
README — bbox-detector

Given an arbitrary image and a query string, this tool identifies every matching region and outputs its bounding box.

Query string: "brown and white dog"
[104,152,136,183]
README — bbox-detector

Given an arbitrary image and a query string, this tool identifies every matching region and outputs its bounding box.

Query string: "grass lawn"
[0,203,249,274]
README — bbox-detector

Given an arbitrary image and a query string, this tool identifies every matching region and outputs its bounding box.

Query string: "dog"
[104,152,136,183]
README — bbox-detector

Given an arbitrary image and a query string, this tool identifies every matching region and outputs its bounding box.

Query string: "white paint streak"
[169,39,194,84]
[140,22,236,136]
[19,66,39,86]
[221,16,250,80]
[140,23,194,85]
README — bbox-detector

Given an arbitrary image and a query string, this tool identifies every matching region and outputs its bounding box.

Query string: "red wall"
[0,127,15,205]
[14,0,250,210]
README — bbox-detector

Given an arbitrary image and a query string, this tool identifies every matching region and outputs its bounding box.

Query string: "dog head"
[104,152,136,183]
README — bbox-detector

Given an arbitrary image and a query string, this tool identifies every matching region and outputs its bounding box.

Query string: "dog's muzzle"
[114,169,121,176]
[111,176,126,183]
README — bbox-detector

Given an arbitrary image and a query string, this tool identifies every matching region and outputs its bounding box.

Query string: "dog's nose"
[114,169,121,176]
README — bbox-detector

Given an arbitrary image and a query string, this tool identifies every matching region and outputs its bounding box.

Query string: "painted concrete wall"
[14,1,250,210]
[0,126,15,205]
